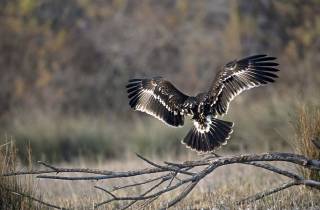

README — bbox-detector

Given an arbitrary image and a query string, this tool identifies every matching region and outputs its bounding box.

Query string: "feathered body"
[126,55,279,153]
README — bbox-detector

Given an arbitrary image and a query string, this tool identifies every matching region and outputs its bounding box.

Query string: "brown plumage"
[127,55,279,153]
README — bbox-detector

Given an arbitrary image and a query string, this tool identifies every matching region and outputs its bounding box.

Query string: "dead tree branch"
[1,152,320,209]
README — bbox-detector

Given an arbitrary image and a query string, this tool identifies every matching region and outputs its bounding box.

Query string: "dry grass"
[0,140,37,209]
[292,105,320,181]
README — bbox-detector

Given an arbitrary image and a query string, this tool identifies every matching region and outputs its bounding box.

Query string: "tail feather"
[182,118,234,153]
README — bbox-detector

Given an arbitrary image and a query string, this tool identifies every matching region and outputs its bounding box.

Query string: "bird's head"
[224,60,237,70]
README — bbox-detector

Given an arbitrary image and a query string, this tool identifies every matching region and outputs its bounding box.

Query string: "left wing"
[208,54,279,115]
[126,78,189,127]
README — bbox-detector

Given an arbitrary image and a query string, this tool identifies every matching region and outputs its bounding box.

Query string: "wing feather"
[209,55,279,115]
[126,78,189,127]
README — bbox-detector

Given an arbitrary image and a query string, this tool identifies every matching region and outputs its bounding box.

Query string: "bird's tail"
[182,117,234,153]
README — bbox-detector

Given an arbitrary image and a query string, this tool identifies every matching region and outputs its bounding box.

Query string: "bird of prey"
[126,55,279,153]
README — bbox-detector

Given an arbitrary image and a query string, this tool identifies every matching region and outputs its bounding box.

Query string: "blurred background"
[0,0,319,163]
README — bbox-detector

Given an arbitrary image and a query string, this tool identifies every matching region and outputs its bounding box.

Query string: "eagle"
[126,55,279,153]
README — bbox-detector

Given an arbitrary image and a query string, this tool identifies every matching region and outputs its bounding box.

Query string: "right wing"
[208,54,279,115]
[126,78,190,127]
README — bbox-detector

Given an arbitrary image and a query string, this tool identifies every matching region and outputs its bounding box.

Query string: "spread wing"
[126,78,190,127]
[208,54,279,115]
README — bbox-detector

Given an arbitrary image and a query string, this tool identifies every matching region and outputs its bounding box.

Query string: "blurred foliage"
[0,0,319,117]
[0,0,319,161]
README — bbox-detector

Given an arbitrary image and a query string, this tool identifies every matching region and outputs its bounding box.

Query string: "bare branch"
[94,186,118,199]
[2,152,320,209]
[37,161,59,171]
[111,175,167,192]
[244,162,303,180]
[120,176,168,210]
[3,153,319,179]
[136,153,195,176]
[301,179,320,189]
[166,172,177,189]
[161,180,199,210]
